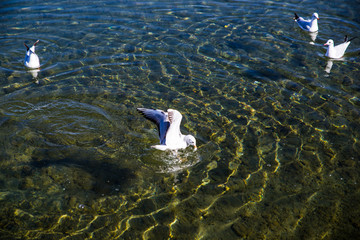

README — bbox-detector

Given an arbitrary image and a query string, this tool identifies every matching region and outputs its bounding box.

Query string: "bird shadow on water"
[28,148,136,198]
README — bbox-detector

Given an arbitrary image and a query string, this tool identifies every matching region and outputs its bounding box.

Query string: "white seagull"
[24,40,40,69]
[324,35,356,59]
[137,108,197,151]
[294,12,319,32]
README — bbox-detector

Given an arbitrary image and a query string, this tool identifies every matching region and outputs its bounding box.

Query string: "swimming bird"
[24,40,40,69]
[324,35,356,59]
[137,108,197,151]
[294,12,319,32]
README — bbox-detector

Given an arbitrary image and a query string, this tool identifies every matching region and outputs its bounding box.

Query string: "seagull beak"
[324,43,328,46]
[194,145,197,151]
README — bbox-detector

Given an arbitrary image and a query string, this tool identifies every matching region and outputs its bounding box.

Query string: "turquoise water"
[1,0,360,239]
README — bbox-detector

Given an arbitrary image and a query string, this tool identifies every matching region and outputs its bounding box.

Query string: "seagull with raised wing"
[324,35,356,59]
[137,108,197,151]
[294,12,319,32]
[24,40,40,69]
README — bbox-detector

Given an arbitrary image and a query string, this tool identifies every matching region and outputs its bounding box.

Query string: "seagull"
[294,13,319,32]
[24,40,40,69]
[324,35,356,59]
[137,108,197,151]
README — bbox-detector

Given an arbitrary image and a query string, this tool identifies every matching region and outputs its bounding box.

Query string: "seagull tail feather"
[348,36,358,42]
[294,13,299,20]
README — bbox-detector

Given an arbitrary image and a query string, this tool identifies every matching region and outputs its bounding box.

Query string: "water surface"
[1,0,360,239]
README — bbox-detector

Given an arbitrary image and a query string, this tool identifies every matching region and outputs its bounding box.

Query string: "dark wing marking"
[294,13,300,20]
[24,42,29,51]
[344,35,357,43]
[137,108,170,145]
[348,36,357,42]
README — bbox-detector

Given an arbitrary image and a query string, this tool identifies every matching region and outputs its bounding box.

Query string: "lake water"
[1,0,360,239]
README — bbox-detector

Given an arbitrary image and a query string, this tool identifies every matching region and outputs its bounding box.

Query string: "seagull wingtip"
[294,13,299,20]
[24,42,29,50]
[136,108,146,113]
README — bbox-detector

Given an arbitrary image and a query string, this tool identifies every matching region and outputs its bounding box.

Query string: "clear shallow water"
[1,0,360,239]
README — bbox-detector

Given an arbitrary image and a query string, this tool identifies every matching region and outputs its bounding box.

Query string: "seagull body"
[24,40,40,69]
[294,13,319,32]
[324,36,355,59]
[137,108,197,151]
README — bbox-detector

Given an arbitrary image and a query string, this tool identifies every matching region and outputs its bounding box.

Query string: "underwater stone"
[18,177,36,190]
[342,76,353,86]
[134,199,156,215]
[68,196,77,208]
[285,81,302,92]
[231,219,249,238]
[52,214,76,233]
[0,191,11,201]
[14,208,34,219]
[144,225,170,239]
[153,209,175,224]
[349,97,360,106]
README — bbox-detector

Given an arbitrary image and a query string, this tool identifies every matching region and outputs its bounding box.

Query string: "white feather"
[324,39,351,59]
[24,40,40,69]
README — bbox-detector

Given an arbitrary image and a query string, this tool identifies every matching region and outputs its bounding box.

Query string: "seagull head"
[324,39,334,46]
[312,13,319,20]
[184,135,197,150]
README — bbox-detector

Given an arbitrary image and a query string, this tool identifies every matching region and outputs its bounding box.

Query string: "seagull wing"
[296,18,311,30]
[164,109,184,146]
[137,108,170,145]
[334,41,350,57]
